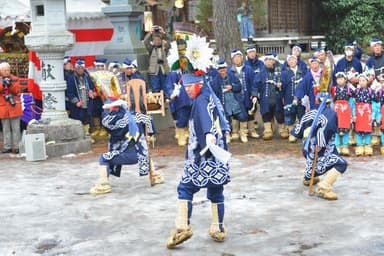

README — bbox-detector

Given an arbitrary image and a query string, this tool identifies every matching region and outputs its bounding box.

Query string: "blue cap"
[264,51,278,61]
[217,58,227,69]
[370,38,382,47]
[231,48,243,59]
[292,43,302,52]
[358,73,369,81]
[182,73,204,86]
[108,61,120,69]
[314,48,325,56]
[63,56,71,64]
[75,58,85,68]
[309,57,320,63]
[246,45,256,53]
[344,42,354,49]
[122,58,134,68]
[335,72,347,79]
[286,54,297,61]
[94,57,107,66]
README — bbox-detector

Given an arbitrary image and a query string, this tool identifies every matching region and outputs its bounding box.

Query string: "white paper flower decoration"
[185,35,213,72]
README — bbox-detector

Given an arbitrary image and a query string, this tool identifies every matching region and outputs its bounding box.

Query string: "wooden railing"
[209,35,325,55]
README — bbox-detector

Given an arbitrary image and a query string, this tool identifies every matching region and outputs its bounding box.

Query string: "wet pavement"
[0,128,384,256]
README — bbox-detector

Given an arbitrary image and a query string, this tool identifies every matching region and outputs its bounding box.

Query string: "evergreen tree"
[321,0,384,53]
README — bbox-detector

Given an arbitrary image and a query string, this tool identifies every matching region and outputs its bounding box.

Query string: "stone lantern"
[24,0,90,158]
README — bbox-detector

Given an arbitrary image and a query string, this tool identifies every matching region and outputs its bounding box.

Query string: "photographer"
[0,62,22,154]
[143,25,171,93]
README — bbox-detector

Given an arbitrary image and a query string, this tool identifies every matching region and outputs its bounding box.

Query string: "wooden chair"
[126,79,165,116]
[147,91,165,116]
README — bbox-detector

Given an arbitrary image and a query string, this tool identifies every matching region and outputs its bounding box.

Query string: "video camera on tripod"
[2,77,16,106]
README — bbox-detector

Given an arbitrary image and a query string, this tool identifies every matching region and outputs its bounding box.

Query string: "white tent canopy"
[0,0,30,27]
[0,0,114,56]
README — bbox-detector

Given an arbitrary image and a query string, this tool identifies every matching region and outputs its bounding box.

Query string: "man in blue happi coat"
[294,57,323,111]
[281,54,306,142]
[227,48,258,143]
[211,59,245,143]
[166,73,231,248]
[334,42,363,84]
[257,52,287,140]
[89,98,164,195]
[290,92,348,200]
[244,45,265,138]
[283,44,308,75]
[66,59,96,136]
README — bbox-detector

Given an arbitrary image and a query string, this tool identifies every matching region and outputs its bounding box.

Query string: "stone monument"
[24,0,91,158]
[102,0,147,68]
[102,0,173,131]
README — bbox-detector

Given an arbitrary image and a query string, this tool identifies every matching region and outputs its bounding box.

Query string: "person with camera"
[0,62,22,154]
[143,25,171,93]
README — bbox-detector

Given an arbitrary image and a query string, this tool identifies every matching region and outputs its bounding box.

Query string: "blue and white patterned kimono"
[99,107,153,177]
[291,106,348,180]
[180,86,230,188]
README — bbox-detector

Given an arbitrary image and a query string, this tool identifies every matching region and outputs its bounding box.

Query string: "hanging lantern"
[175,0,184,8]
[144,11,153,32]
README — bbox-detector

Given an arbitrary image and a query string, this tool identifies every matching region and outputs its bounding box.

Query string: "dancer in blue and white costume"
[291,92,348,200]
[167,73,231,248]
[89,98,164,195]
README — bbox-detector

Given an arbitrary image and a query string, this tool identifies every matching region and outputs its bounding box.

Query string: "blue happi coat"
[244,57,265,77]
[211,73,243,117]
[66,72,95,121]
[291,106,347,180]
[99,107,153,177]
[333,57,362,80]
[257,67,284,115]
[181,85,230,188]
[281,67,305,105]
[227,64,257,110]
[282,58,308,76]
[366,52,384,77]
[164,71,192,113]
[295,71,320,110]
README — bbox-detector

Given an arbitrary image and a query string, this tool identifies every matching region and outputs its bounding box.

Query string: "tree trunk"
[212,0,243,64]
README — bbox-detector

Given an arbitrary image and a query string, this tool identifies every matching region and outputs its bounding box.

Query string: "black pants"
[262,105,284,124]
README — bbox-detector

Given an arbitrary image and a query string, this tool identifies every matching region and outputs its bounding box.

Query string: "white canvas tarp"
[0,0,114,56]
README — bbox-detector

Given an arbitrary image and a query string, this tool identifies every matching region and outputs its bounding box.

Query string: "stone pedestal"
[23,0,91,157]
[27,119,91,158]
[102,0,148,69]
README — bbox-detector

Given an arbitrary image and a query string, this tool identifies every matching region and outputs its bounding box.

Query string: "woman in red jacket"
[0,62,22,154]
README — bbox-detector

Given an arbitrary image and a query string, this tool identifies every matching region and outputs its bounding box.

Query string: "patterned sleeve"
[315,115,328,147]
[197,95,216,136]
[291,109,317,139]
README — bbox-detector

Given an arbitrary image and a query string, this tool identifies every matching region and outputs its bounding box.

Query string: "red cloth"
[27,51,42,100]
[0,75,23,118]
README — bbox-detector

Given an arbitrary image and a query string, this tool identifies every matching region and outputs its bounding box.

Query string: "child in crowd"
[333,72,354,156]
[376,77,384,155]
[370,70,382,146]
[352,74,375,156]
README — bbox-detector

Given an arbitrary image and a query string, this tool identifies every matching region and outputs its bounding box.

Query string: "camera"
[2,78,15,106]
[153,25,160,33]
[2,77,12,87]
[157,59,164,64]
[4,94,16,107]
